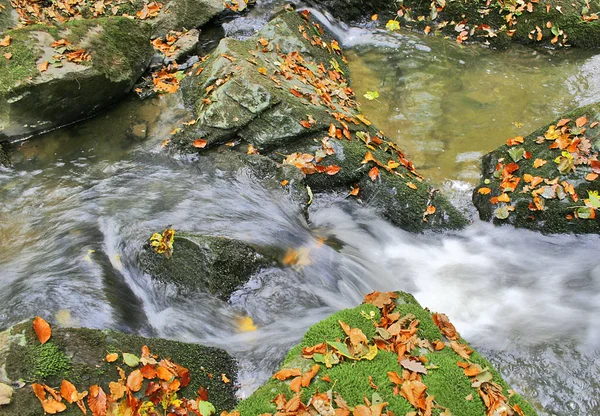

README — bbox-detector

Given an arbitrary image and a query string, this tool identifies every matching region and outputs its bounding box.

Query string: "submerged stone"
[173,10,467,233]
[473,102,600,234]
[0,319,238,415]
[234,291,538,415]
[0,17,153,140]
[139,233,273,301]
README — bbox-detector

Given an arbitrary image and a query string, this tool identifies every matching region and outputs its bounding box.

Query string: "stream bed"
[1,7,600,416]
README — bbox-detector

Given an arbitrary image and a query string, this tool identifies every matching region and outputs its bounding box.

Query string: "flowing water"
[1,6,600,416]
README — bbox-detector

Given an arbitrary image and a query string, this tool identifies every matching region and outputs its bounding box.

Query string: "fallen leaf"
[273,368,302,380]
[586,173,598,181]
[0,35,10,47]
[39,61,49,72]
[368,167,379,181]
[406,182,417,190]
[122,353,139,368]
[3,52,11,59]
[432,313,459,340]
[325,165,341,175]
[235,316,257,332]
[533,158,547,168]
[350,186,360,196]
[257,67,267,75]
[33,317,52,344]
[0,383,13,406]
[400,358,427,375]
[450,341,473,360]
[193,139,208,148]
[126,370,143,392]
[478,187,492,195]
[301,364,320,387]
[88,385,106,416]
[576,116,588,128]
[105,353,118,363]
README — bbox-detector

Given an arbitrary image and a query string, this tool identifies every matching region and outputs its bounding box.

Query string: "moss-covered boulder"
[0,319,238,415]
[321,0,600,49]
[234,291,537,416]
[473,102,600,234]
[172,11,467,233]
[0,17,153,140]
[140,233,274,301]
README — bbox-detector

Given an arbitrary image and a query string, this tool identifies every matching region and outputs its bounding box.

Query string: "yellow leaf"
[235,316,257,332]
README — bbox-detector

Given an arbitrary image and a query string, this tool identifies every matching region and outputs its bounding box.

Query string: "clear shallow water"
[1,11,600,416]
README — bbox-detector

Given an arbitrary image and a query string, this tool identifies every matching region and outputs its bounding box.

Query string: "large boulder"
[171,11,468,233]
[473,102,600,234]
[140,233,274,301]
[233,291,538,415]
[0,319,238,415]
[0,17,153,140]
[319,0,600,49]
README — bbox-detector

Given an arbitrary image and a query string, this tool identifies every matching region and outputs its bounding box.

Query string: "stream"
[1,3,600,415]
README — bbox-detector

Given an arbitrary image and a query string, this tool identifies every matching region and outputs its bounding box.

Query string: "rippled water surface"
[1,8,600,416]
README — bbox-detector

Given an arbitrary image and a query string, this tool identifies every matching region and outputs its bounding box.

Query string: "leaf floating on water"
[363,91,379,101]
[235,316,257,332]
[33,316,52,344]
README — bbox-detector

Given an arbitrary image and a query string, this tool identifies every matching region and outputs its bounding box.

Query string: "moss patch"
[235,291,537,416]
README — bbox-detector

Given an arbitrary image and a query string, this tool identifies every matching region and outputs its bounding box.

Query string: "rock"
[0,17,153,141]
[0,319,238,415]
[168,28,201,62]
[234,291,538,415]
[139,233,273,301]
[0,142,8,167]
[149,0,224,37]
[319,0,600,49]
[172,11,467,232]
[473,102,600,234]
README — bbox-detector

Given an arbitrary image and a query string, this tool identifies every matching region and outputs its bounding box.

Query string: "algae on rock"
[473,102,600,234]
[173,11,467,233]
[235,291,538,416]
[0,319,238,415]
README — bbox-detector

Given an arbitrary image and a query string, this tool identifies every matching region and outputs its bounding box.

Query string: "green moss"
[300,304,380,347]
[0,27,43,93]
[32,342,71,380]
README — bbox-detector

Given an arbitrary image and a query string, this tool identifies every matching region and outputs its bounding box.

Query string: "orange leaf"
[556,118,570,127]
[432,340,445,351]
[533,158,547,168]
[280,180,289,186]
[497,193,511,203]
[586,173,598,181]
[60,380,80,403]
[299,120,312,129]
[576,116,588,128]
[273,368,302,380]
[328,123,337,138]
[192,139,207,148]
[478,187,491,195]
[257,67,267,75]
[406,182,417,190]
[157,366,174,381]
[463,365,481,377]
[301,364,320,387]
[0,35,10,47]
[387,371,403,385]
[325,165,341,175]
[432,313,459,340]
[222,373,230,383]
[289,376,302,392]
[425,205,436,215]
[108,381,126,402]
[591,121,599,129]
[88,385,107,416]
[140,364,157,379]
[361,151,376,164]
[126,370,143,392]
[105,353,118,363]
[368,166,379,181]
[39,61,50,72]
[321,374,332,382]
[33,316,52,344]
[349,186,360,196]
[3,52,12,59]
[506,136,524,146]
[450,341,473,360]
[424,25,431,34]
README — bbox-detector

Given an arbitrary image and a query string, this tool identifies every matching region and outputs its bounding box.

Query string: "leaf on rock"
[88,385,107,416]
[193,139,208,148]
[431,313,459,340]
[122,353,140,368]
[363,291,397,308]
[273,368,302,380]
[33,316,52,344]
[0,383,13,406]
[105,353,118,363]
[400,359,427,375]
[368,167,379,181]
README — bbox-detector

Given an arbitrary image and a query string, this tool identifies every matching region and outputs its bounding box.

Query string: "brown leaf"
[140,364,157,379]
[108,381,126,402]
[400,380,428,411]
[126,370,143,393]
[302,343,327,358]
[325,165,341,175]
[299,119,312,129]
[88,385,107,416]
[0,35,10,47]
[432,313,459,340]
[289,376,302,392]
[450,341,473,360]
[576,116,588,128]
[39,61,49,72]
[364,291,397,308]
[387,371,403,385]
[33,316,52,344]
[400,358,427,375]
[339,320,368,346]
[3,52,12,59]
[272,368,302,380]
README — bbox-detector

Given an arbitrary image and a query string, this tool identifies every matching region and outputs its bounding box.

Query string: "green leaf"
[576,206,595,219]
[198,400,216,416]
[122,353,140,367]
[551,25,560,36]
[508,147,524,162]
[587,190,600,208]
[372,392,384,406]
[494,206,511,220]
[385,20,401,31]
[330,58,344,74]
[364,91,379,101]
[327,341,353,358]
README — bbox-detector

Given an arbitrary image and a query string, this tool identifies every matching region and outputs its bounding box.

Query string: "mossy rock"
[0,17,153,140]
[235,292,537,416]
[174,10,467,233]
[0,142,8,167]
[473,102,600,234]
[321,0,600,49]
[139,233,273,301]
[0,320,238,415]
